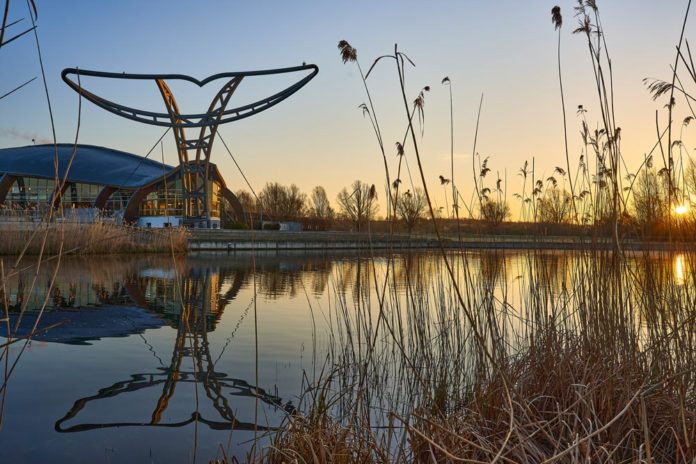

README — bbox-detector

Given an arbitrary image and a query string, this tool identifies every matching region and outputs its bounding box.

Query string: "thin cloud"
[0,128,51,145]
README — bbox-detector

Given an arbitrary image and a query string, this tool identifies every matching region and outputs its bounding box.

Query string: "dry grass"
[0,220,188,255]
[411,327,696,463]
[261,411,381,463]
[254,16,696,455]
[254,250,696,463]
[245,2,696,458]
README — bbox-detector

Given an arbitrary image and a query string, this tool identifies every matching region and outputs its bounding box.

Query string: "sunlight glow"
[675,254,686,286]
[674,204,689,216]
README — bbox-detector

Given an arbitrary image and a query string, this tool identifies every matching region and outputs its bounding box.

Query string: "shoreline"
[0,224,694,254]
[188,230,696,252]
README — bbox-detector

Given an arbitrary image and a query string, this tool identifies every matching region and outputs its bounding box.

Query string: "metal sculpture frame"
[61,65,318,227]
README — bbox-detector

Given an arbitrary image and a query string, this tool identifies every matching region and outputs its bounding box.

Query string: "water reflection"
[1,252,377,438]
[0,252,341,317]
[55,303,290,433]
[4,250,688,343]
[2,250,695,462]
[46,256,294,433]
[479,251,506,286]
[675,254,686,286]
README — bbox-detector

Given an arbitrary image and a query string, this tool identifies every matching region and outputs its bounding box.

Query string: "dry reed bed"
[253,250,696,463]
[252,2,696,460]
[0,221,188,254]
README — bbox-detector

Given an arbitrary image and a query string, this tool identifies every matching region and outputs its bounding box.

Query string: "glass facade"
[104,189,134,214]
[65,182,102,208]
[1,173,229,221]
[5,177,55,208]
[2,177,129,214]
[140,177,224,218]
[140,177,184,217]
[211,180,221,217]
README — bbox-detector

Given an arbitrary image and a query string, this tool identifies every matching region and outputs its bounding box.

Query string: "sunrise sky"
[1,0,694,217]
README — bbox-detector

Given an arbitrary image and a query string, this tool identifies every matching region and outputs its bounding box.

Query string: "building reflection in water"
[53,258,296,433]
[0,253,337,314]
[39,252,342,434]
[6,250,601,434]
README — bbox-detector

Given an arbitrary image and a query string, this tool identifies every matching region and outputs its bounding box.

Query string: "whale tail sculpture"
[62,65,318,227]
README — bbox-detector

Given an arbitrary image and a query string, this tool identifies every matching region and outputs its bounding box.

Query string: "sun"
[674,204,689,216]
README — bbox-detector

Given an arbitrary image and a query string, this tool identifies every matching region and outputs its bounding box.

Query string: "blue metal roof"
[0,144,175,189]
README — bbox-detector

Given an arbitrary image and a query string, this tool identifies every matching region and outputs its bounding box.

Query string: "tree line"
[231,161,695,237]
[233,180,376,231]
[233,179,430,232]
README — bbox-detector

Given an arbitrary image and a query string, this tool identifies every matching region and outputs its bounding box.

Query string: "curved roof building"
[0,144,244,228]
[0,144,174,188]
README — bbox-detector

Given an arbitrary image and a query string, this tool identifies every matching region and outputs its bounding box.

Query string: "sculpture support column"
[155,77,242,226]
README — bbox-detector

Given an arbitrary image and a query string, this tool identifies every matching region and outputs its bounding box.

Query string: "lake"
[0,249,689,462]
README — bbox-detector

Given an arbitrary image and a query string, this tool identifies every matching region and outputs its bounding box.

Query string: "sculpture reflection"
[54,260,292,433]
[3,250,690,436]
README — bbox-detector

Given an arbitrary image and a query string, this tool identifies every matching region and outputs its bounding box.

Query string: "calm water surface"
[0,250,688,462]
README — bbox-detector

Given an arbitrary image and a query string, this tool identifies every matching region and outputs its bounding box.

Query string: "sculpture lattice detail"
[62,65,318,226]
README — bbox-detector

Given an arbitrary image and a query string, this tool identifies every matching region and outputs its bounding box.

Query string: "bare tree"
[480,199,510,224]
[235,189,256,214]
[336,180,378,231]
[284,184,307,218]
[537,188,572,223]
[683,157,696,204]
[258,182,307,218]
[632,169,668,228]
[309,186,334,219]
[397,188,426,232]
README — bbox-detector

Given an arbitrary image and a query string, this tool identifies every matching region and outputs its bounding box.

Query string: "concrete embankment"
[188,230,445,251]
[187,230,694,252]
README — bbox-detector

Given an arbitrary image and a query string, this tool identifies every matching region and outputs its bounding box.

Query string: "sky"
[1,0,694,218]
